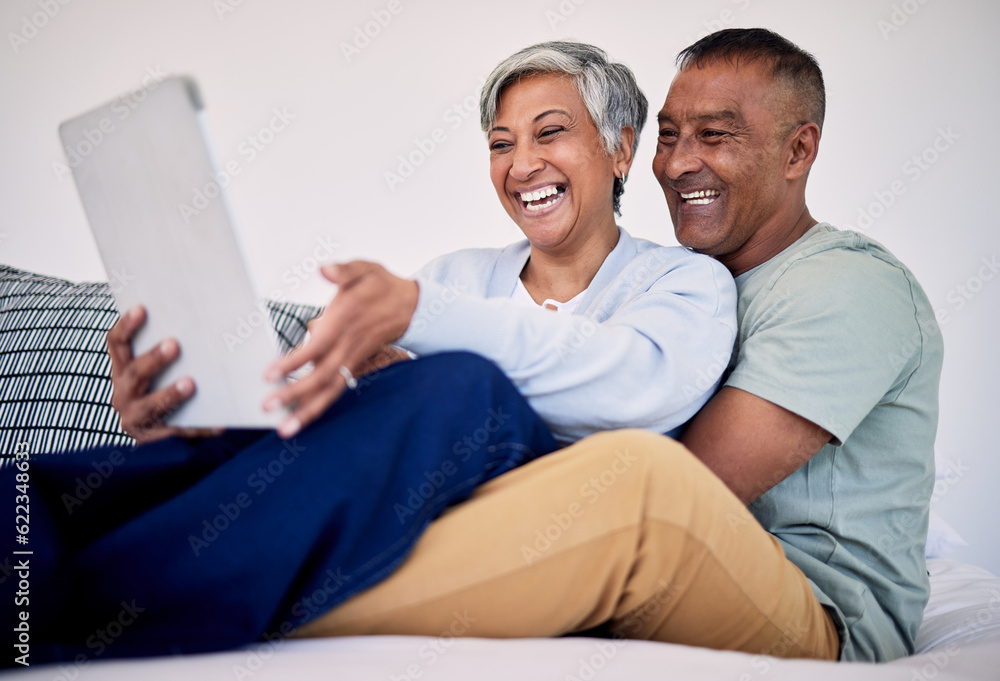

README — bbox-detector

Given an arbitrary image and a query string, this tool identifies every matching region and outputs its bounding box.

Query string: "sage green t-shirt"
[726,224,943,661]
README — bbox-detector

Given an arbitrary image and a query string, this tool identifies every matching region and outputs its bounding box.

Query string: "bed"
[2,263,999,679]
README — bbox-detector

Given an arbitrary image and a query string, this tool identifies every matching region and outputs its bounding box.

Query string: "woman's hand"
[355,344,413,377]
[262,261,419,438]
[107,306,224,444]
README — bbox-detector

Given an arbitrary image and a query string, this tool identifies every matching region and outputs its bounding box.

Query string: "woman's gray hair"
[480,41,648,215]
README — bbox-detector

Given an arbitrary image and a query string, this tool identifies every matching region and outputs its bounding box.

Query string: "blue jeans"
[2,352,557,663]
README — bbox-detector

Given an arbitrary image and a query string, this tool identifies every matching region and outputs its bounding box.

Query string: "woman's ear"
[616,126,635,178]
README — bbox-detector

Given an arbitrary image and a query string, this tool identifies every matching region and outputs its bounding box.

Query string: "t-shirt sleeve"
[725,248,925,445]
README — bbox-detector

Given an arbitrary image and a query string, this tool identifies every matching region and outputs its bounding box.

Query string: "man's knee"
[571,429,694,470]
[564,429,721,503]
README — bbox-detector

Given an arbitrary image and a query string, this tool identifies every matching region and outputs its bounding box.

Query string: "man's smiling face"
[652,60,794,267]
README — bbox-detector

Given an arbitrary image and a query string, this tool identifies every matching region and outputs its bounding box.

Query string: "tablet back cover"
[60,76,284,428]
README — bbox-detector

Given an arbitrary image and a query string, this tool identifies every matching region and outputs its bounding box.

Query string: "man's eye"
[657,130,677,142]
[703,130,727,139]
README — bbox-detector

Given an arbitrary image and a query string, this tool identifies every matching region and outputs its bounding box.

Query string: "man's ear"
[616,126,636,178]
[786,122,820,180]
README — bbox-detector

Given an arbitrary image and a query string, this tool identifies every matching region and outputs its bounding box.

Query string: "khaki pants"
[295,430,840,660]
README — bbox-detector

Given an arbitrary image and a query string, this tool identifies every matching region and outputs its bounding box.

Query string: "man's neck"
[720,207,818,277]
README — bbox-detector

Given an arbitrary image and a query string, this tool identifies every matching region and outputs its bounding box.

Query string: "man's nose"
[655,137,702,181]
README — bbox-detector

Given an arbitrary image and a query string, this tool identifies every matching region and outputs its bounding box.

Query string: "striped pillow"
[0,264,319,458]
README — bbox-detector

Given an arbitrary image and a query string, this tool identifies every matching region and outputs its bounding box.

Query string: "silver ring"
[339,365,358,390]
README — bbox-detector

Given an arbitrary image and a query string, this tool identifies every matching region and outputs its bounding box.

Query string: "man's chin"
[673,221,719,254]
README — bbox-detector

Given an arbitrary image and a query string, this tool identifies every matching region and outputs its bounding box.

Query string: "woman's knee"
[402,352,511,398]
[414,350,501,376]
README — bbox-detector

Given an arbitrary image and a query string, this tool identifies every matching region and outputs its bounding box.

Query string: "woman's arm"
[401,248,737,443]
[264,248,737,444]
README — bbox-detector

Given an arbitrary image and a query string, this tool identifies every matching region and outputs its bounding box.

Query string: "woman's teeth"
[520,185,563,211]
[680,189,720,205]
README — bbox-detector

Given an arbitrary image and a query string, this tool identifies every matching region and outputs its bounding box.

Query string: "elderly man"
[301,29,941,664]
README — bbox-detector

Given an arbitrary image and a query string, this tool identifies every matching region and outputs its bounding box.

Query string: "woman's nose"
[510,142,545,180]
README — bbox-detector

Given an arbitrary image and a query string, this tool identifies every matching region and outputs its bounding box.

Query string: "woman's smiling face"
[487,73,621,254]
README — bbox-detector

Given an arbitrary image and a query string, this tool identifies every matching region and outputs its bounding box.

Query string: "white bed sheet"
[9,559,1000,681]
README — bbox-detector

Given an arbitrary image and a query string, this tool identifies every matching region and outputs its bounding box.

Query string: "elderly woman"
[15,42,734,661]
[112,42,735,447]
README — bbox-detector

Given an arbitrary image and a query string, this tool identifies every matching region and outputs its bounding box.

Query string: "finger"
[129,424,222,445]
[265,334,320,382]
[176,427,226,438]
[269,345,368,436]
[120,338,181,397]
[127,425,174,445]
[149,375,196,418]
[264,353,346,416]
[320,261,379,287]
[264,305,351,381]
[124,375,196,435]
[264,262,382,382]
[277,382,343,439]
[264,318,375,409]
[107,305,146,368]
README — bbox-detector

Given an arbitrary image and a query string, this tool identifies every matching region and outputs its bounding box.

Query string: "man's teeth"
[520,186,560,203]
[680,189,720,205]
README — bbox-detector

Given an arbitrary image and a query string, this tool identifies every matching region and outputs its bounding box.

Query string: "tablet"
[59,76,285,428]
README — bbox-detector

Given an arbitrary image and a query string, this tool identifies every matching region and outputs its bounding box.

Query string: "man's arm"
[680,386,831,506]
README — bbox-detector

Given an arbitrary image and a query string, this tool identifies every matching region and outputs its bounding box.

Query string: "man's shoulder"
[769,223,908,271]
[746,224,915,301]
[735,223,939,356]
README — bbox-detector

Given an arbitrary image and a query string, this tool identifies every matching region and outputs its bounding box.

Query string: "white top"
[510,278,589,314]
[399,227,738,444]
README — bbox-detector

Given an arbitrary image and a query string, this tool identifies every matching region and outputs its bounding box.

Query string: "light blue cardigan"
[397,227,737,444]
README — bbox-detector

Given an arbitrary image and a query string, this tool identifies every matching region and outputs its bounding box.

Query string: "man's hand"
[107,306,224,444]
[262,261,419,439]
[680,386,832,505]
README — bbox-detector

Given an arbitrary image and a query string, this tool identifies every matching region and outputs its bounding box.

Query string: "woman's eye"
[490,141,511,151]
[539,127,563,138]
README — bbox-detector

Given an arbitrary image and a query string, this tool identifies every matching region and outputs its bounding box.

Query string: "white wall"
[1,0,997,573]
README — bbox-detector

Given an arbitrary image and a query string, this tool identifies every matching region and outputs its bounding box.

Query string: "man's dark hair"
[676,28,826,134]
